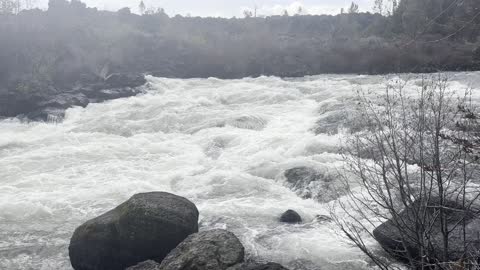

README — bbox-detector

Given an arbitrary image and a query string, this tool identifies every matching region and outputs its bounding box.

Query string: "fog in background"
[33,0,375,17]
[2,0,479,119]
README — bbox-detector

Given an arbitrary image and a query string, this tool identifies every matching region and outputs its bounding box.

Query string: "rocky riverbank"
[69,192,293,270]
[0,73,146,121]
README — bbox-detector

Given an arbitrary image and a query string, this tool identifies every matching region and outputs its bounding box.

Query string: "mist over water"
[0,73,478,270]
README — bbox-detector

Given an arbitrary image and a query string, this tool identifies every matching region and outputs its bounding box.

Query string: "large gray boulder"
[373,197,480,263]
[159,229,245,270]
[69,192,199,270]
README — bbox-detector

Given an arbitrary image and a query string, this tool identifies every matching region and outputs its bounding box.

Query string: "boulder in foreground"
[69,192,199,270]
[373,197,480,263]
[159,229,245,270]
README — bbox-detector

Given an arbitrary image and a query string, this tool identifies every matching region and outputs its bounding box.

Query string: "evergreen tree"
[138,0,145,15]
[348,2,359,14]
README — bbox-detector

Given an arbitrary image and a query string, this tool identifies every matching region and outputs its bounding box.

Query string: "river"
[1,72,479,269]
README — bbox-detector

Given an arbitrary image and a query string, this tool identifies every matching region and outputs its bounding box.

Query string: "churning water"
[0,73,479,270]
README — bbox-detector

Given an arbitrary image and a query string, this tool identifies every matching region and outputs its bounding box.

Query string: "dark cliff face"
[0,73,147,120]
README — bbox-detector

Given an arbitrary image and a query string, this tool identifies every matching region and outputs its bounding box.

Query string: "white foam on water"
[0,73,478,269]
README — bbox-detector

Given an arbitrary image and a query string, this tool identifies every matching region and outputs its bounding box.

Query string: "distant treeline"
[1,0,480,94]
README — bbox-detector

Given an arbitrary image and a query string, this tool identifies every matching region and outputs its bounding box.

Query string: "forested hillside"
[0,0,479,107]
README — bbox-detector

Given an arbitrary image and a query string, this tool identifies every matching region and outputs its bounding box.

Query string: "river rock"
[0,73,146,121]
[280,210,302,224]
[284,167,342,203]
[313,98,365,135]
[228,262,289,270]
[39,93,89,109]
[373,197,480,263]
[105,73,147,88]
[25,93,90,121]
[69,192,199,270]
[159,229,245,270]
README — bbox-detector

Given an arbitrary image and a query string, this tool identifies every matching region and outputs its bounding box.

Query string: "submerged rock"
[313,98,364,135]
[283,167,343,203]
[159,229,245,270]
[373,197,480,263]
[25,93,90,121]
[280,210,302,224]
[226,115,268,131]
[69,192,199,270]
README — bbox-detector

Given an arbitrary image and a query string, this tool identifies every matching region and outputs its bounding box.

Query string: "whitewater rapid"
[0,73,479,270]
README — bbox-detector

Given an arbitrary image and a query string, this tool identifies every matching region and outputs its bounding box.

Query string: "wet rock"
[226,115,268,130]
[39,93,89,109]
[313,99,364,135]
[69,192,199,270]
[314,110,358,135]
[1,73,146,121]
[0,85,56,118]
[25,107,65,122]
[94,87,142,102]
[285,167,318,189]
[159,229,245,270]
[105,73,147,88]
[126,260,162,270]
[373,197,480,263]
[228,262,289,270]
[284,167,342,203]
[280,210,302,224]
[24,93,89,121]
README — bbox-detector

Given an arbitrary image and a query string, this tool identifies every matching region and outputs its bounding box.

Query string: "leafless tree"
[0,0,15,14]
[374,0,398,16]
[0,0,35,14]
[243,9,253,18]
[23,0,34,9]
[332,75,480,270]
[374,0,384,15]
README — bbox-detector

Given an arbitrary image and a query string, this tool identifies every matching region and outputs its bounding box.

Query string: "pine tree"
[348,2,359,14]
[138,0,145,15]
[374,0,383,14]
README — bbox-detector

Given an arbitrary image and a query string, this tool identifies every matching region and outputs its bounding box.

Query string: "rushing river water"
[0,73,479,270]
